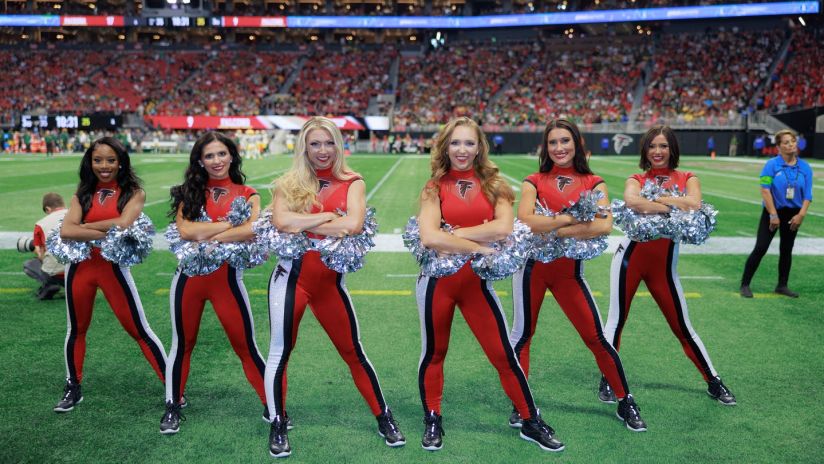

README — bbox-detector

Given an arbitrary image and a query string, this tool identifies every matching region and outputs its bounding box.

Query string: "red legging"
[511,258,630,399]
[265,251,388,418]
[165,263,267,404]
[417,263,538,419]
[63,251,166,384]
[604,238,717,381]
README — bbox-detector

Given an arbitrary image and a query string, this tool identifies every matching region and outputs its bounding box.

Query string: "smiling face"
[200,140,232,180]
[305,128,337,171]
[646,134,671,169]
[91,143,120,183]
[447,125,479,172]
[546,128,576,168]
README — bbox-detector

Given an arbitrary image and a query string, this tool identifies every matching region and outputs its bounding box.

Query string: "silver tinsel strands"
[561,190,607,222]
[46,219,92,264]
[402,217,469,278]
[317,207,378,273]
[639,179,667,201]
[668,202,718,245]
[530,201,564,263]
[165,209,226,276]
[613,181,717,244]
[561,235,609,260]
[100,213,155,267]
[470,219,532,280]
[226,197,252,226]
[252,209,310,260]
[611,199,669,242]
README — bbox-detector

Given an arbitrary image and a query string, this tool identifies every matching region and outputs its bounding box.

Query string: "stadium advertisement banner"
[145,115,365,131]
[60,16,124,27]
[218,16,286,28]
[0,2,817,28]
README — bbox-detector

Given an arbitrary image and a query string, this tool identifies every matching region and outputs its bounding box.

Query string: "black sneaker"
[269,415,291,458]
[263,407,294,430]
[616,395,647,432]
[740,285,753,298]
[377,408,406,447]
[179,396,188,409]
[707,377,737,405]
[508,407,523,428]
[774,286,799,298]
[160,401,184,435]
[421,411,444,451]
[520,414,565,452]
[598,377,617,404]
[53,381,83,412]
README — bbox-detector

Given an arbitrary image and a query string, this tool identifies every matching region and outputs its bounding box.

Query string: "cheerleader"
[54,137,166,412]
[265,117,404,458]
[602,126,735,405]
[415,117,563,452]
[510,119,646,431]
[160,132,268,434]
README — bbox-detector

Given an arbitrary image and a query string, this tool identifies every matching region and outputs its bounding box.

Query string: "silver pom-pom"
[252,209,310,260]
[100,213,155,267]
[530,201,564,263]
[165,209,225,276]
[668,202,718,245]
[611,199,669,242]
[225,197,252,226]
[561,236,609,260]
[561,190,608,222]
[46,219,92,264]
[317,207,378,273]
[532,192,610,261]
[470,220,532,280]
[222,239,270,270]
[402,216,469,278]
[640,180,667,201]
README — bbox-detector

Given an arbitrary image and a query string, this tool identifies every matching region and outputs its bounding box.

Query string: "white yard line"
[366,157,405,202]
[499,172,522,191]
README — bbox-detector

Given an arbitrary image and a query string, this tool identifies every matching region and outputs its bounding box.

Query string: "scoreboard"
[19,114,122,130]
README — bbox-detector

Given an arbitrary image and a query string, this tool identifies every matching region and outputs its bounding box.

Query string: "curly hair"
[169,132,246,220]
[76,137,142,220]
[424,117,514,205]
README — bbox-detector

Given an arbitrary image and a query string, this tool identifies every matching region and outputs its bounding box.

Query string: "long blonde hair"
[424,117,514,205]
[271,117,358,213]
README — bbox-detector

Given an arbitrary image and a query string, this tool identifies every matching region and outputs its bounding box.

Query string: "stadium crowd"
[762,29,824,112]
[0,27,821,133]
[637,28,785,125]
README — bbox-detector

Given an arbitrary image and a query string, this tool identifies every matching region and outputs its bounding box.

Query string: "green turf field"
[1,153,822,463]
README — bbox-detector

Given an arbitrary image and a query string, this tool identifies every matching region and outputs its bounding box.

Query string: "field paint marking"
[499,172,522,191]
[702,189,824,218]
[0,271,24,275]
[0,288,30,294]
[366,157,405,202]
[0,183,77,196]
[730,292,784,299]
[144,168,288,207]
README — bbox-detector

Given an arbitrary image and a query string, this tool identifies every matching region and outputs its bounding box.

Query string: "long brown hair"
[538,118,592,175]
[424,117,514,205]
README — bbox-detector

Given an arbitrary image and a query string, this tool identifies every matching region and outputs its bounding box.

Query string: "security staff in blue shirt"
[741,129,813,298]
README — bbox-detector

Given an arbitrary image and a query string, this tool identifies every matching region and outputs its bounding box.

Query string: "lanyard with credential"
[781,163,799,200]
